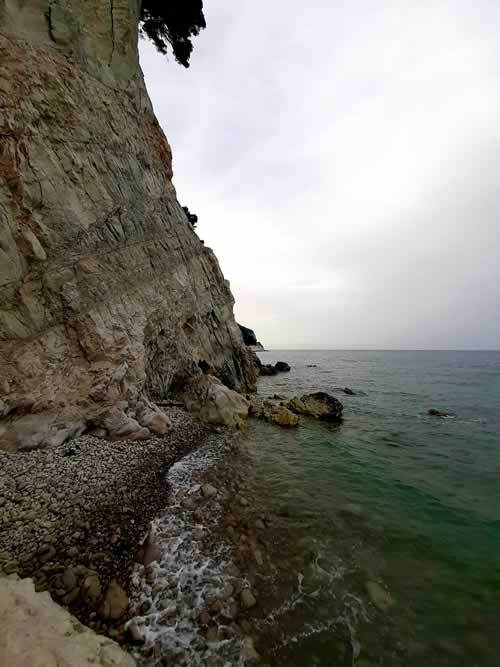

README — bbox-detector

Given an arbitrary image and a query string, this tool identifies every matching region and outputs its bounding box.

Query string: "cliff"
[0,0,255,450]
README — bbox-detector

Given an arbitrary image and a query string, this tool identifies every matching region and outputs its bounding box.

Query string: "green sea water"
[240,350,500,666]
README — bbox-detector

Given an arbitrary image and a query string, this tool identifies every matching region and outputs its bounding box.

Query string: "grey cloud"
[139,0,500,349]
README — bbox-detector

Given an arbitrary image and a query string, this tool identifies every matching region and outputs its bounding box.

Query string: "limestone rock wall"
[0,0,256,450]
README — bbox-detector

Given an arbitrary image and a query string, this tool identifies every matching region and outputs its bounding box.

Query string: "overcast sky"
[139,1,500,350]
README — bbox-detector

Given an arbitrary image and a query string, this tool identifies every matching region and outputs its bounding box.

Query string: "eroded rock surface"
[0,0,255,451]
[0,576,135,667]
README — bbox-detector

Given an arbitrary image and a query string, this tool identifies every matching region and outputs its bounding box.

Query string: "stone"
[270,406,299,427]
[240,588,257,610]
[287,392,343,422]
[259,365,278,376]
[126,621,145,645]
[343,387,356,395]
[62,568,77,591]
[0,577,135,666]
[62,587,80,606]
[201,484,217,498]
[199,610,211,625]
[274,361,291,372]
[183,375,250,428]
[82,575,102,603]
[222,582,234,599]
[3,560,19,575]
[99,579,128,620]
[66,546,79,558]
[137,529,161,566]
[0,1,256,452]
[38,545,56,563]
[365,581,394,611]
[242,637,259,661]
[428,408,450,417]
[206,626,219,642]
[135,400,171,435]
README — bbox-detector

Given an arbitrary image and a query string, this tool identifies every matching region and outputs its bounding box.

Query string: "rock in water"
[275,361,291,372]
[428,408,450,417]
[270,406,299,427]
[365,581,395,611]
[260,365,279,376]
[287,392,343,421]
[0,577,135,666]
[0,1,256,451]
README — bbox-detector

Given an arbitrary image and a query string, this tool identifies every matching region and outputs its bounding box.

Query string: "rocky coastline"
[0,409,227,650]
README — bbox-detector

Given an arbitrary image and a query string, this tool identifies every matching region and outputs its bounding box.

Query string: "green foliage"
[140,1,206,67]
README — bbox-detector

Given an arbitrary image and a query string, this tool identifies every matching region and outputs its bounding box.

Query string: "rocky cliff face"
[0,0,255,450]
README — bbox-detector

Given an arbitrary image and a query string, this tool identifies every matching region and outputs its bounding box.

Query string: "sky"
[139,1,500,350]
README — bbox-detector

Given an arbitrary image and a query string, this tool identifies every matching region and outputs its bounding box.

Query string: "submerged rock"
[287,392,343,422]
[365,581,394,611]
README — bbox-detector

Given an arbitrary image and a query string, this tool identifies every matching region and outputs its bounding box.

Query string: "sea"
[238,350,500,666]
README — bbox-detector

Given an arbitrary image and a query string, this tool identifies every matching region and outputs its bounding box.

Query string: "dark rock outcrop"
[428,409,450,417]
[287,392,343,422]
[275,361,291,372]
[238,324,258,347]
[260,365,279,376]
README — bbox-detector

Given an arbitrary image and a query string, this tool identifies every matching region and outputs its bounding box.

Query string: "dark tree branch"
[140,1,206,67]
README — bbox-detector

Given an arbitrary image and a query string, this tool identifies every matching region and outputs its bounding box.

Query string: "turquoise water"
[241,350,500,666]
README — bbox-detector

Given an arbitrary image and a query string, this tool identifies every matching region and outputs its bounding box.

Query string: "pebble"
[242,636,259,661]
[201,484,217,498]
[66,546,79,558]
[62,567,77,590]
[240,588,257,610]
[206,626,219,642]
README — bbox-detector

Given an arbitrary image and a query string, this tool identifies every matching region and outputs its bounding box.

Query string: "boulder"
[135,400,171,434]
[0,577,135,666]
[275,361,291,372]
[99,406,150,441]
[287,392,343,422]
[270,407,299,427]
[99,579,129,620]
[183,374,249,428]
[260,364,278,376]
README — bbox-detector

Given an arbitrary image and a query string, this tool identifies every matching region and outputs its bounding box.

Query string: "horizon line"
[257,348,500,352]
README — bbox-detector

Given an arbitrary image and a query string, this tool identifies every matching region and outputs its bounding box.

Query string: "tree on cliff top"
[140,0,206,67]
